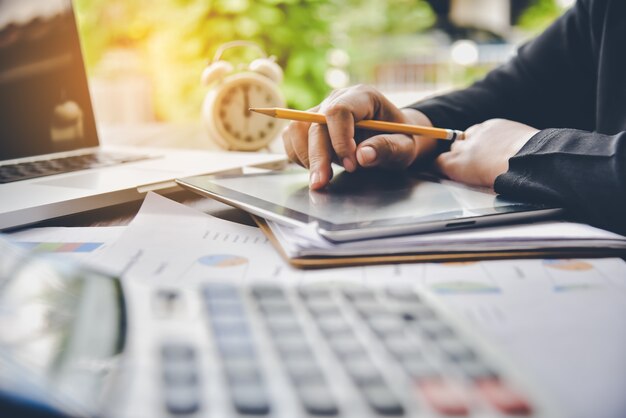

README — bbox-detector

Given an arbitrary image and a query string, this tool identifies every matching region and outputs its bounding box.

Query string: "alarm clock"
[201,41,286,151]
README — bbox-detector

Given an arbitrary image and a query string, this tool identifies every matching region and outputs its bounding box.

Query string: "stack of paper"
[265,219,626,259]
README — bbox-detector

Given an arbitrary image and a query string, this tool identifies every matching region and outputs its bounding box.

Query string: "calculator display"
[0,254,124,416]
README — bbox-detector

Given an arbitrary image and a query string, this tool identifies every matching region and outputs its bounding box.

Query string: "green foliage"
[74,0,435,121]
[74,0,562,122]
[74,0,335,120]
[74,0,154,68]
[517,0,564,34]
[334,0,435,86]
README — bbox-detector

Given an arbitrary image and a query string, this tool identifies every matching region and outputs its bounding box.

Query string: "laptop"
[0,0,285,230]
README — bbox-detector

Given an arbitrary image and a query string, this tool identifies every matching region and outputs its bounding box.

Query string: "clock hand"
[243,86,251,118]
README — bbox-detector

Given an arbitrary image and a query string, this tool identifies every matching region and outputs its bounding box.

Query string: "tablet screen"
[198,166,555,229]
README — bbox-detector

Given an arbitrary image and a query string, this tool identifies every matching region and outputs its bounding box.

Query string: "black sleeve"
[495,129,626,234]
[408,0,596,132]
[408,0,626,234]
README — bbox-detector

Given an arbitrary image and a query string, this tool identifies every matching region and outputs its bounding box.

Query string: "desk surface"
[14,122,279,230]
[29,189,257,229]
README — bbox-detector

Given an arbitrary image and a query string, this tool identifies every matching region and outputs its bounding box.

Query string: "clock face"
[213,74,284,149]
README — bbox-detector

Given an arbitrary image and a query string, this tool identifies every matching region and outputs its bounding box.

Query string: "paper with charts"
[8,226,125,261]
[91,192,626,418]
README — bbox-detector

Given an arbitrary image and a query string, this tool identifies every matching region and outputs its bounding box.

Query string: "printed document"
[91,193,626,418]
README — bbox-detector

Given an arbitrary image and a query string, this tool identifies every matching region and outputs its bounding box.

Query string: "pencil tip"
[249,107,276,117]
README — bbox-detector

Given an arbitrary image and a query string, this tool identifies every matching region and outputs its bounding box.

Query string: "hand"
[435,119,539,187]
[282,85,439,190]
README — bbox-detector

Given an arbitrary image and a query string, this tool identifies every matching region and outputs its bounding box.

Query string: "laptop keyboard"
[0,152,152,184]
[155,283,539,417]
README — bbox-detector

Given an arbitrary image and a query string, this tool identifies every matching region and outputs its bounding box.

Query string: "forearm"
[495,129,626,233]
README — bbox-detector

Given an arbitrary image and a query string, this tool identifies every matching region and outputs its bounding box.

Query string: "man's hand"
[281,85,438,190]
[435,119,539,187]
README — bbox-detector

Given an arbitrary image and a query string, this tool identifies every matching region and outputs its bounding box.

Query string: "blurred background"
[73,0,574,126]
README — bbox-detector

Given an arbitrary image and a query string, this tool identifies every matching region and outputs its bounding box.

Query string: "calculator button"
[342,287,376,301]
[218,339,256,359]
[400,358,440,381]
[225,361,262,385]
[164,385,201,415]
[296,383,339,416]
[212,318,250,337]
[298,287,332,301]
[257,299,293,316]
[405,305,437,321]
[367,315,406,337]
[438,340,477,362]
[352,301,385,318]
[282,350,317,375]
[162,362,199,386]
[271,328,305,346]
[275,336,311,357]
[202,283,238,300]
[384,336,422,360]
[266,316,302,336]
[230,383,271,415]
[223,357,258,373]
[419,380,470,416]
[360,383,405,416]
[418,319,454,340]
[251,284,285,300]
[399,311,418,322]
[327,335,366,358]
[161,343,195,362]
[344,357,385,386]
[317,317,353,337]
[269,324,303,339]
[458,360,499,381]
[207,300,245,317]
[386,287,421,302]
[476,379,532,415]
[286,361,326,385]
[307,300,341,317]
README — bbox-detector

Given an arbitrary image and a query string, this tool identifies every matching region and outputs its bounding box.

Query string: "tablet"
[176,166,562,242]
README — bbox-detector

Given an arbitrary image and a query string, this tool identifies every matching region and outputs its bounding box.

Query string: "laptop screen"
[0,0,99,161]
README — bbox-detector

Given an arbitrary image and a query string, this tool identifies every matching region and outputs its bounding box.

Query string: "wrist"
[512,127,540,156]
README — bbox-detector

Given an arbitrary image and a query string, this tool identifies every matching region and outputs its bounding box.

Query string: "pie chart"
[198,254,248,268]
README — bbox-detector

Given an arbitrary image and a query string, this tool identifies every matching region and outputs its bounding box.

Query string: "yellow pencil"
[250,107,465,141]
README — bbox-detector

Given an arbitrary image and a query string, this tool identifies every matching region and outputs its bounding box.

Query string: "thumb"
[356,134,418,168]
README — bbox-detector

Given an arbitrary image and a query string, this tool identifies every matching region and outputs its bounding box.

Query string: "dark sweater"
[409,0,626,234]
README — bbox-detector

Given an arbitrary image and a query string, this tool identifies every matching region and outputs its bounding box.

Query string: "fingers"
[320,86,379,171]
[308,124,334,190]
[356,133,419,169]
[282,85,412,189]
[323,102,357,171]
[432,152,454,179]
[433,139,467,182]
[282,106,320,167]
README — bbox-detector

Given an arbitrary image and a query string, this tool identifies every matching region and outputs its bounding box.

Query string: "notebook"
[255,217,626,268]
